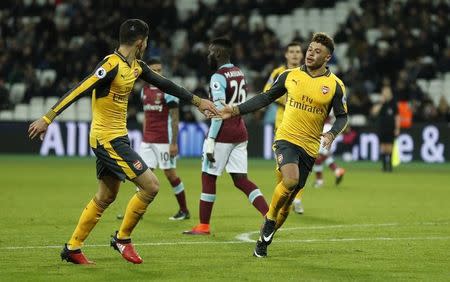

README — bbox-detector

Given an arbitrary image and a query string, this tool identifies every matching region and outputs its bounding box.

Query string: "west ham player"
[183,38,269,235]
[28,19,217,264]
[220,33,348,257]
[139,58,190,220]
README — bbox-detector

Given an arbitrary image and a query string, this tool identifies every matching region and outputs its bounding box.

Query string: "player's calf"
[232,174,269,216]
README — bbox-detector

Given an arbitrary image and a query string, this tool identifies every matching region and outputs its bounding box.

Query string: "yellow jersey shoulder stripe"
[44,56,119,122]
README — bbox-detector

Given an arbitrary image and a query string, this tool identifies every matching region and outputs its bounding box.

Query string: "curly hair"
[311,32,334,54]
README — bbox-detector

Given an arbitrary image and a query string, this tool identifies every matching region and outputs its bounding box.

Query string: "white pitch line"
[235,221,450,242]
[1,236,450,251]
[1,221,448,251]
[0,241,245,250]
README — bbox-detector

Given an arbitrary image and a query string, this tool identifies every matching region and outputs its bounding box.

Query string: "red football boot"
[110,231,143,264]
[60,244,94,264]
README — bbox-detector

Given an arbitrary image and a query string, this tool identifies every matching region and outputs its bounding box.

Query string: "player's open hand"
[28,118,49,141]
[321,132,335,150]
[169,143,178,158]
[198,98,219,117]
[205,138,215,162]
[218,102,236,120]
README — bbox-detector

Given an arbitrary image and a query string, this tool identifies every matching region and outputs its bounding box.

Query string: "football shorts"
[139,142,176,170]
[202,141,248,176]
[92,135,148,181]
[273,139,315,188]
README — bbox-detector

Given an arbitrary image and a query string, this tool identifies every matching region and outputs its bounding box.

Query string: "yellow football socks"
[275,207,290,230]
[266,181,292,221]
[67,198,105,250]
[117,192,154,239]
[275,188,304,229]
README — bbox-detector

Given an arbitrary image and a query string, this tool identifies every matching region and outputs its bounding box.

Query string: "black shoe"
[253,240,267,258]
[169,210,190,220]
[260,217,276,245]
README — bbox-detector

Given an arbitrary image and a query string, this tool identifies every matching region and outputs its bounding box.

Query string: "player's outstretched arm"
[29,58,118,140]
[205,73,227,162]
[219,71,289,119]
[138,61,218,116]
[323,81,349,149]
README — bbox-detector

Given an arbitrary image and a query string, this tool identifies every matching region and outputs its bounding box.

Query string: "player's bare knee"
[136,188,158,204]
[142,181,159,195]
[95,191,117,207]
[282,177,299,191]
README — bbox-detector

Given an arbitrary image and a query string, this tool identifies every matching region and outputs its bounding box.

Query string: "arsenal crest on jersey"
[133,160,143,170]
[322,86,330,94]
[277,153,283,165]
[133,68,139,78]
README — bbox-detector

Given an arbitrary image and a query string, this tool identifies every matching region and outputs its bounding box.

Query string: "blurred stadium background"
[0,0,448,161]
[0,1,449,280]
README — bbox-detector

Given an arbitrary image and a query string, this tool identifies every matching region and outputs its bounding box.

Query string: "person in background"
[371,79,400,172]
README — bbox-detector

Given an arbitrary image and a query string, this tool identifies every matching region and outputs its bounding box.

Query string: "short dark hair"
[285,41,302,52]
[147,58,161,65]
[311,32,334,54]
[211,37,232,56]
[119,19,149,45]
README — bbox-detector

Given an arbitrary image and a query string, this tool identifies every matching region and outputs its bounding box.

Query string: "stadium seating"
[9,83,27,105]
[0,0,449,125]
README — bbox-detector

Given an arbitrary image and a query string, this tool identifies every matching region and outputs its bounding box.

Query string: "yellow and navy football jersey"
[240,65,348,158]
[89,52,144,147]
[43,50,196,148]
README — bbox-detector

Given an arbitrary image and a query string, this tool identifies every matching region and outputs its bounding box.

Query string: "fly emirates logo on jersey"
[113,94,127,103]
[287,95,325,115]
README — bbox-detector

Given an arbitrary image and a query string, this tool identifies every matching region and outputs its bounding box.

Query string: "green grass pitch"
[0,155,449,281]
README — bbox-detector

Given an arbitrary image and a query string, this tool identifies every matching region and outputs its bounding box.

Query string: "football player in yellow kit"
[28,19,217,264]
[220,33,348,257]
